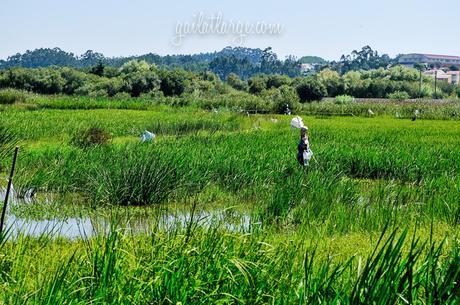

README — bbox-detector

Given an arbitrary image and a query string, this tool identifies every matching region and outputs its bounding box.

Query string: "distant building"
[424,69,452,83]
[299,63,320,76]
[447,71,460,85]
[399,54,460,68]
[300,63,313,73]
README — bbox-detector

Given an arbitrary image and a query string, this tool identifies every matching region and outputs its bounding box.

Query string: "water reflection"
[1,186,256,240]
[3,208,254,240]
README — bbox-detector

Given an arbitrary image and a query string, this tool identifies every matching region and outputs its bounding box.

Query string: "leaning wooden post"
[0,147,19,237]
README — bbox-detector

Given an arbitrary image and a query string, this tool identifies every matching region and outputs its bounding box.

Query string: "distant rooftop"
[405,53,460,60]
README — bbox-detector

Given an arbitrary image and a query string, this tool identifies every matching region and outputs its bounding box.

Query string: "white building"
[300,63,313,73]
[447,71,460,85]
[399,54,460,68]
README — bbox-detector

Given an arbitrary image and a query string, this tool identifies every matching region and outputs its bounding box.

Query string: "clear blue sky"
[1,0,459,60]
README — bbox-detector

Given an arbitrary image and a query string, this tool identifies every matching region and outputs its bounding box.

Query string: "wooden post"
[434,70,438,99]
[419,69,422,98]
[0,147,19,237]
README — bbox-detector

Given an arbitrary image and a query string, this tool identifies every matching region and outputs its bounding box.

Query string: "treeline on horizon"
[0,46,300,79]
[0,45,401,78]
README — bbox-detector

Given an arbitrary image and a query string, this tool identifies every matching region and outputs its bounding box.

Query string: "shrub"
[436,81,456,97]
[388,65,419,81]
[33,68,65,94]
[368,79,389,98]
[388,91,410,101]
[296,77,327,102]
[88,89,109,98]
[334,95,355,105]
[343,71,370,97]
[71,125,111,148]
[432,91,447,99]
[420,84,433,98]
[112,92,132,100]
[140,90,164,100]
[227,73,247,91]
[317,69,344,97]
[60,67,87,94]
[74,77,123,97]
[248,75,267,94]
[120,61,160,97]
[271,85,301,114]
[160,69,190,96]
[266,74,291,89]
[454,86,460,99]
[0,88,27,104]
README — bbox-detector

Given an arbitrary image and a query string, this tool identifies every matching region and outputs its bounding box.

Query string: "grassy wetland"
[0,96,459,304]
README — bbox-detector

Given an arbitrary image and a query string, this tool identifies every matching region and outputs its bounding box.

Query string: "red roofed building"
[399,53,460,68]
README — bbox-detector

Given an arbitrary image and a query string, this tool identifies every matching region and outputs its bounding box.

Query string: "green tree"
[209,55,255,80]
[272,85,300,114]
[317,69,343,97]
[296,77,327,102]
[227,73,247,91]
[159,69,190,96]
[266,74,291,89]
[334,46,393,74]
[90,62,105,77]
[299,56,326,64]
[248,75,267,94]
[60,67,87,94]
[119,60,160,97]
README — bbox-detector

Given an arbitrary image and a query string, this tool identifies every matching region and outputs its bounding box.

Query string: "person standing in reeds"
[297,127,313,166]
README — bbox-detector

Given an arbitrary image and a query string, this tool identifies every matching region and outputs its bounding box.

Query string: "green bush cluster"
[388,91,411,101]
[229,66,460,103]
[0,61,212,98]
[454,86,460,98]
[0,64,459,113]
[334,95,354,104]
[295,77,327,102]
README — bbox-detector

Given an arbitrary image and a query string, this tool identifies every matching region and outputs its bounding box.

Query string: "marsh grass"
[0,221,458,304]
[0,127,18,163]
[0,108,245,142]
[84,147,181,206]
[1,103,459,303]
[10,94,460,121]
[0,88,27,105]
[9,114,460,233]
[304,100,460,120]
